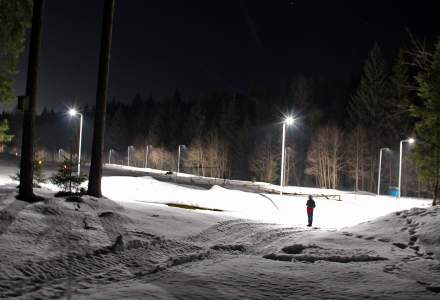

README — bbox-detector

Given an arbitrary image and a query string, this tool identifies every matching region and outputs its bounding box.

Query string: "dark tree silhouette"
[18,0,45,201]
[87,0,115,197]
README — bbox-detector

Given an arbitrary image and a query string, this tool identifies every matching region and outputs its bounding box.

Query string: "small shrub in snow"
[12,159,46,187]
[50,158,87,193]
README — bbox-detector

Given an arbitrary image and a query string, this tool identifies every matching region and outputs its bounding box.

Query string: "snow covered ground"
[101,175,430,229]
[0,164,439,299]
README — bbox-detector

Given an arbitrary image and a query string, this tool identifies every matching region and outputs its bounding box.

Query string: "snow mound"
[346,205,440,261]
[101,176,279,214]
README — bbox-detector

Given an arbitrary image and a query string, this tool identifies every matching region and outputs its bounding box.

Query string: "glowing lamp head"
[285,116,294,125]
[68,108,77,116]
[408,138,415,144]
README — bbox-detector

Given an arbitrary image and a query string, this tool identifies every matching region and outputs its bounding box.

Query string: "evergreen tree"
[349,43,389,137]
[0,119,14,145]
[290,76,313,111]
[388,49,412,139]
[410,40,440,205]
[51,158,87,193]
[0,0,32,102]
[249,132,279,183]
[348,43,390,192]
[106,105,128,151]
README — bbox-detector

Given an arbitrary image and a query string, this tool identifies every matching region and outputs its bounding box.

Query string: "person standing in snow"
[306,195,316,227]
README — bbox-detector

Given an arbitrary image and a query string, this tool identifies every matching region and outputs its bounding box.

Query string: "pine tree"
[51,158,87,193]
[410,41,440,205]
[349,43,389,133]
[290,76,313,111]
[348,43,390,192]
[250,133,279,183]
[0,119,14,147]
[388,49,412,140]
[0,0,32,102]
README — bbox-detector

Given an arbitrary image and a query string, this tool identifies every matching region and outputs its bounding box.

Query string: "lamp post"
[68,108,83,176]
[398,138,415,198]
[177,145,186,174]
[108,148,113,164]
[176,145,186,183]
[377,147,390,196]
[280,116,294,195]
[145,145,152,168]
[58,148,63,161]
[127,145,134,166]
[177,145,182,174]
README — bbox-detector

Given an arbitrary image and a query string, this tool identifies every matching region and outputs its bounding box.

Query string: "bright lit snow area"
[101,171,430,230]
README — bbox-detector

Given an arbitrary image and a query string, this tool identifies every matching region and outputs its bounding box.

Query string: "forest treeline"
[0,42,437,198]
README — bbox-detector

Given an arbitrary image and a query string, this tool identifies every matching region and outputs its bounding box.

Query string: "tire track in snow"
[0,228,210,298]
[0,196,212,298]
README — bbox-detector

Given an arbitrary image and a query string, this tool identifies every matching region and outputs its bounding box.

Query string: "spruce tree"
[388,49,411,140]
[348,43,390,192]
[410,41,440,205]
[51,158,87,193]
[0,0,32,102]
[349,43,389,136]
[0,119,14,145]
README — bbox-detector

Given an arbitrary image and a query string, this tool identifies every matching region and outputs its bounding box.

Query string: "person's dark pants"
[307,213,313,226]
[307,207,314,226]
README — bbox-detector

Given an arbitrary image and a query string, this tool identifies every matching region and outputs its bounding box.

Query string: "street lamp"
[398,138,415,197]
[68,108,83,176]
[177,145,186,174]
[280,116,294,195]
[127,145,134,166]
[145,145,153,168]
[58,148,64,161]
[377,147,390,196]
[108,148,113,164]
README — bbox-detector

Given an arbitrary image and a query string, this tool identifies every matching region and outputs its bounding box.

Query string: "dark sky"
[10,0,440,111]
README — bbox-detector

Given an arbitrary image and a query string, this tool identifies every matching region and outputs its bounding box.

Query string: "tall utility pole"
[280,122,286,195]
[279,117,294,195]
[177,145,182,174]
[377,148,389,196]
[19,0,45,201]
[88,0,115,197]
[68,109,83,176]
[145,145,150,168]
[398,138,415,198]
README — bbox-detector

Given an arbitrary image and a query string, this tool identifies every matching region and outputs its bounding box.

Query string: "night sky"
[11,0,440,111]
